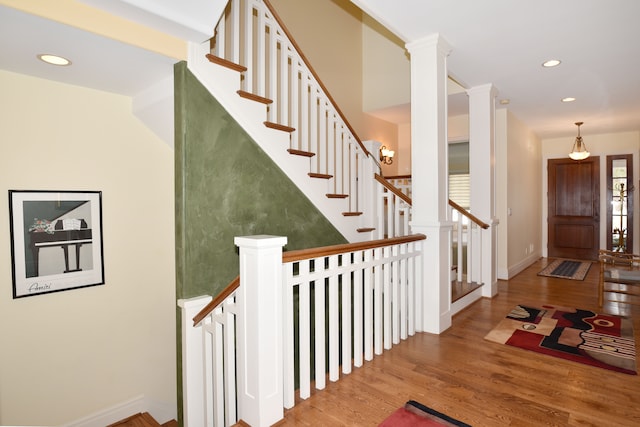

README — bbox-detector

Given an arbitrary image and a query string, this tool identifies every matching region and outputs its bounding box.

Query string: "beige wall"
[269,0,398,167]
[0,70,176,425]
[362,14,410,113]
[500,110,542,278]
[541,130,640,256]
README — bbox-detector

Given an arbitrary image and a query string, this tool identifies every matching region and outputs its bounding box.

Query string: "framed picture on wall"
[8,190,104,298]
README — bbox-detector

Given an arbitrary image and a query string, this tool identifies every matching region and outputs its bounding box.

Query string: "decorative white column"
[178,296,212,427]
[406,34,452,334]
[468,84,499,297]
[234,235,288,427]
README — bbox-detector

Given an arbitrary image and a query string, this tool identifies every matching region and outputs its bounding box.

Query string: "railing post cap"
[234,235,288,248]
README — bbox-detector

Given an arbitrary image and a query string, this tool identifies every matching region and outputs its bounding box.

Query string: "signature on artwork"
[29,282,52,292]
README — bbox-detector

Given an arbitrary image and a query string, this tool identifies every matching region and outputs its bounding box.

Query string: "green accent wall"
[174,61,347,300]
[174,62,347,423]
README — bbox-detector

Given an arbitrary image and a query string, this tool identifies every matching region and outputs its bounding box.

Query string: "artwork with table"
[9,190,104,298]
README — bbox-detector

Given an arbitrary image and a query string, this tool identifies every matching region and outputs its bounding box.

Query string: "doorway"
[547,156,600,260]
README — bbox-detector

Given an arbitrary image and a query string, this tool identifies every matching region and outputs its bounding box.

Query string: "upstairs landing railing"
[386,176,489,286]
[179,233,426,427]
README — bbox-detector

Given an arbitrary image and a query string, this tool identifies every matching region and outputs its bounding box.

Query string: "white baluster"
[298,261,311,400]
[230,0,240,64]
[391,244,400,345]
[328,254,339,381]
[314,255,326,391]
[341,254,352,375]
[255,3,266,97]
[290,56,300,150]
[243,0,253,92]
[400,243,408,340]
[383,246,392,350]
[283,263,295,408]
[363,248,374,361]
[373,247,383,355]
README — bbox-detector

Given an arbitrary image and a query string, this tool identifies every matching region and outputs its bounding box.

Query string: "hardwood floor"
[281,258,640,426]
[107,412,177,427]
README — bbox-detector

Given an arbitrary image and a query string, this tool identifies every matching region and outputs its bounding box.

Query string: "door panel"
[548,157,600,260]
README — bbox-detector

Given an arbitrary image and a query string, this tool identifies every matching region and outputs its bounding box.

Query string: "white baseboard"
[497,252,541,280]
[61,395,176,427]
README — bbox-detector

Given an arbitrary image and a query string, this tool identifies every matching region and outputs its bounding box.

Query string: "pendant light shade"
[569,121,590,160]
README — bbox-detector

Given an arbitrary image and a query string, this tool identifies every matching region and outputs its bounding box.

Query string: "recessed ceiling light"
[562,97,576,103]
[37,54,71,66]
[542,59,561,68]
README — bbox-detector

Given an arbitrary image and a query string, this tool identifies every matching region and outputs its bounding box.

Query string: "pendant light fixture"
[569,121,590,161]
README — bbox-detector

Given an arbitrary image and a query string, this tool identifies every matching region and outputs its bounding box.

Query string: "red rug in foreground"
[379,400,471,427]
[485,304,637,375]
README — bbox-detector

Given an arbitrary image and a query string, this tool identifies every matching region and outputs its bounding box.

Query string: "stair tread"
[327,193,348,199]
[357,227,376,232]
[308,172,333,179]
[451,281,483,302]
[264,121,295,133]
[237,90,273,104]
[343,212,363,216]
[205,54,247,72]
[288,148,315,157]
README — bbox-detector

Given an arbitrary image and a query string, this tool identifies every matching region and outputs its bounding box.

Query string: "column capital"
[467,83,498,98]
[406,33,452,57]
[234,235,288,249]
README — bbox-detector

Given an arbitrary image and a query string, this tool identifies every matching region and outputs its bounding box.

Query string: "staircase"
[177,1,493,426]
[186,0,397,243]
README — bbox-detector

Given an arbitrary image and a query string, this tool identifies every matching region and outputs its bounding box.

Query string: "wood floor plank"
[282,258,640,426]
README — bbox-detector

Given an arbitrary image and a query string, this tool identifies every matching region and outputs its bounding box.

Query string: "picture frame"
[8,190,104,298]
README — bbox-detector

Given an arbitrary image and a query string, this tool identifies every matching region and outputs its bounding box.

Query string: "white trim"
[451,286,482,316]
[60,395,176,427]
[499,252,540,280]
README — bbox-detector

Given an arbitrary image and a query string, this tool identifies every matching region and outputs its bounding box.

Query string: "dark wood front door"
[548,157,600,260]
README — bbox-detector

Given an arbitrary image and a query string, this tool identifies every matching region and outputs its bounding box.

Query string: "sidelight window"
[607,154,634,252]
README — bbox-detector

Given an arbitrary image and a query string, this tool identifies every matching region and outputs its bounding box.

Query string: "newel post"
[234,235,288,427]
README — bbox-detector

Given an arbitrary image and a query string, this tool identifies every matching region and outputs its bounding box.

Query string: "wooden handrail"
[263,0,370,158]
[375,174,412,205]
[449,199,489,229]
[193,234,427,324]
[193,275,240,326]
[384,174,412,180]
[282,233,426,263]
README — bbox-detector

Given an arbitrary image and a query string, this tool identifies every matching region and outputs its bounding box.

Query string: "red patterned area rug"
[379,400,471,426]
[485,304,637,375]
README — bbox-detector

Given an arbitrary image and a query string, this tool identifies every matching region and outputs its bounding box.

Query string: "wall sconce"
[379,145,395,165]
[569,121,590,161]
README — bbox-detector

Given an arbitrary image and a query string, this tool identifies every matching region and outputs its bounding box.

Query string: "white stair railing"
[449,205,484,285]
[180,234,426,427]
[387,175,412,199]
[375,174,411,239]
[387,176,489,286]
[212,0,369,213]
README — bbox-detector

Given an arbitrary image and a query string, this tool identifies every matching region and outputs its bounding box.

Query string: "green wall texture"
[174,61,347,301]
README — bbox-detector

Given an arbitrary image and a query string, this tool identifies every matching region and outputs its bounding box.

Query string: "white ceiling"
[2,1,639,140]
[353,0,640,138]
[0,5,177,98]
